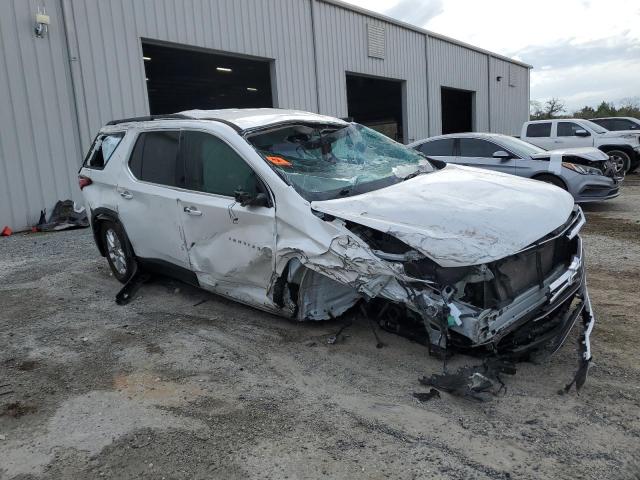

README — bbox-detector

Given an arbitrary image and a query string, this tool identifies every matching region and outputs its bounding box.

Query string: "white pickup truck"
[521,118,640,173]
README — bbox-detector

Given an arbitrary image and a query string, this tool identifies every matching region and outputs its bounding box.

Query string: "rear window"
[417,138,455,156]
[526,123,551,137]
[128,131,182,187]
[83,133,124,169]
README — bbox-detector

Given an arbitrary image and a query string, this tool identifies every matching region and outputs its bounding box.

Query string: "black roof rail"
[106,114,193,125]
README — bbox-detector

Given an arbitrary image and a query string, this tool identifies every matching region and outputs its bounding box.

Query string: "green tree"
[574,105,596,119]
[594,101,617,118]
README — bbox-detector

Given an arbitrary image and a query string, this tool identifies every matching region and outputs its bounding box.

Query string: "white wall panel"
[427,36,490,135]
[313,1,429,143]
[0,0,82,230]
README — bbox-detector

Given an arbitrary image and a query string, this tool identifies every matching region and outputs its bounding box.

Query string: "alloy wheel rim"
[105,229,127,275]
[610,154,625,175]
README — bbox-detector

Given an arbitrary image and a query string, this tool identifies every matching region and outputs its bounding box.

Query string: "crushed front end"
[351,206,594,373]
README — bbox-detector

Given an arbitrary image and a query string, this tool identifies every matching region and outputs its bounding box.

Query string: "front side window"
[181,131,258,197]
[458,138,501,157]
[557,122,586,137]
[526,123,551,137]
[83,133,124,169]
[247,123,433,201]
[128,131,182,186]
[418,138,455,156]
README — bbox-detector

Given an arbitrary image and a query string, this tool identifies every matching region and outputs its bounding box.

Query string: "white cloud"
[341,0,640,110]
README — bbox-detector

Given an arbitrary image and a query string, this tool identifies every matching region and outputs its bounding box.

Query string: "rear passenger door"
[116,130,190,268]
[176,129,276,299]
[456,138,516,174]
[524,122,554,149]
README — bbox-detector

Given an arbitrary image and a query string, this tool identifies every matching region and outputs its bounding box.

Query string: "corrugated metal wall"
[63,0,319,151]
[0,0,83,230]
[0,0,530,230]
[489,57,530,136]
[427,36,490,135]
[313,1,429,143]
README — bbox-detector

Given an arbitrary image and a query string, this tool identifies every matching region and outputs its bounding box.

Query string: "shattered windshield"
[247,123,434,201]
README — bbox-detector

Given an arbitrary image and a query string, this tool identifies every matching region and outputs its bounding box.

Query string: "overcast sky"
[342,0,640,113]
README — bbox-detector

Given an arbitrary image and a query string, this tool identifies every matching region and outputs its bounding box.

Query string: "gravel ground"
[1,175,639,480]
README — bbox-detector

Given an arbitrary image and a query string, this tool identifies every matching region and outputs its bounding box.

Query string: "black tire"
[100,221,136,283]
[604,149,631,174]
[534,174,567,190]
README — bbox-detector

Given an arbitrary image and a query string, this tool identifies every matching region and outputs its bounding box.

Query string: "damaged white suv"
[79,109,594,377]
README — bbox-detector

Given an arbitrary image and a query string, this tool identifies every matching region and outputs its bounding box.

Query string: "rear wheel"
[100,221,136,283]
[534,174,566,190]
[604,149,631,175]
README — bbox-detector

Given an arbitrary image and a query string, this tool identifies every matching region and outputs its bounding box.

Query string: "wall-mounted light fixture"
[496,76,503,82]
[35,5,50,38]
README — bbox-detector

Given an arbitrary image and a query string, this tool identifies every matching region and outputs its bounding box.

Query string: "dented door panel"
[177,190,276,303]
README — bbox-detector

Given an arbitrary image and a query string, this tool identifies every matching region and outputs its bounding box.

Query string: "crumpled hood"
[311,164,575,267]
[532,147,609,162]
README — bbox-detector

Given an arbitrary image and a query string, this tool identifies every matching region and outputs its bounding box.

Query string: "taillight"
[78,175,92,190]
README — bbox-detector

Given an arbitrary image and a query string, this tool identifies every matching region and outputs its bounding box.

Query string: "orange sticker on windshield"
[266,155,292,167]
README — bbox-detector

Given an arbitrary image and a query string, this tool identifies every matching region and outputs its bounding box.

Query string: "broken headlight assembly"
[562,162,603,175]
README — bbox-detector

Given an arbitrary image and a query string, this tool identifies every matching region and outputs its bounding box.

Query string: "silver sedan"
[409,133,620,203]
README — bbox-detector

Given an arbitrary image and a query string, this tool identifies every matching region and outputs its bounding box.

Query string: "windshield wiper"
[403,170,425,181]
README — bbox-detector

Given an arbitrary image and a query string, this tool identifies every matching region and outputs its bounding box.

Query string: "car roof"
[105,108,347,132]
[592,116,639,121]
[410,132,513,145]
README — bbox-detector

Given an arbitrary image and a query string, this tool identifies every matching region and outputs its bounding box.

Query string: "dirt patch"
[1,401,37,418]
[17,360,40,371]
[145,343,164,354]
[583,214,640,242]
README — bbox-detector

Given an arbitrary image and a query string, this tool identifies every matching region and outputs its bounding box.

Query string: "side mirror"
[575,129,590,137]
[492,150,512,160]
[234,189,270,208]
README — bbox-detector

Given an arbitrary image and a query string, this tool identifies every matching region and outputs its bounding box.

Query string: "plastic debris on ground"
[37,200,89,232]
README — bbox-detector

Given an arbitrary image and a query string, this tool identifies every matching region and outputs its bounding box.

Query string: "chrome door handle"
[119,190,133,199]
[183,206,202,216]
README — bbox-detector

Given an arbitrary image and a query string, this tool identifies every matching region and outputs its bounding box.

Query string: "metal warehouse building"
[0,0,531,230]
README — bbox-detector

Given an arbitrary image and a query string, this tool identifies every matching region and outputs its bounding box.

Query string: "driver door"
[176,129,276,301]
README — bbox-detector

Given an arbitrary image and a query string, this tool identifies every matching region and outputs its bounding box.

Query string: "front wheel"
[605,149,631,175]
[100,221,136,283]
[534,174,567,190]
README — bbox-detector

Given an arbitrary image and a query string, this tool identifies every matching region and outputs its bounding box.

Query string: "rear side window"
[83,133,124,169]
[418,138,455,156]
[459,138,501,157]
[181,131,258,197]
[612,119,638,130]
[128,131,182,187]
[526,123,551,137]
[557,122,585,137]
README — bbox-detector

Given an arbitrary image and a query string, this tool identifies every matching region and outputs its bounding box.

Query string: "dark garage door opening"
[142,42,273,114]
[346,74,405,143]
[441,87,474,134]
